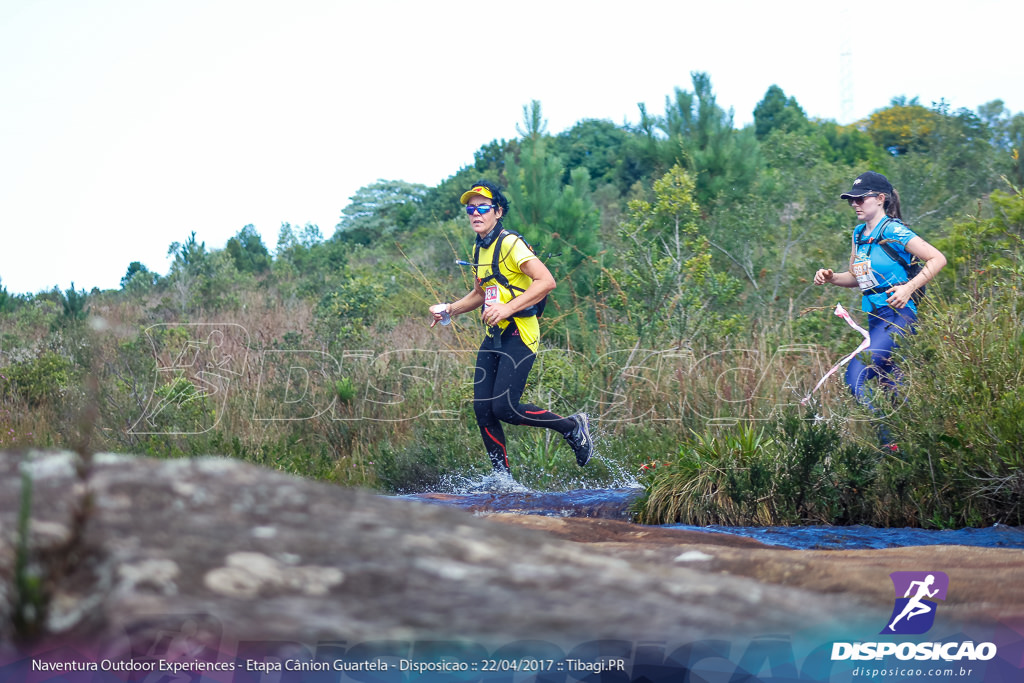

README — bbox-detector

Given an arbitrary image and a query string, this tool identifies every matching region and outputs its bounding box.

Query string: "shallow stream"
[400,485,1024,551]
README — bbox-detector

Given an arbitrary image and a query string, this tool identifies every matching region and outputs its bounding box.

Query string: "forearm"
[449,289,484,316]
[908,254,947,291]
[829,271,860,288]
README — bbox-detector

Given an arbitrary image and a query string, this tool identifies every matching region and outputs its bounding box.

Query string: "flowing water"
[400,484,1024,551]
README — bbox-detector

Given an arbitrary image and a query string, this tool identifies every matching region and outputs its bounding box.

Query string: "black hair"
[467,179,510,215]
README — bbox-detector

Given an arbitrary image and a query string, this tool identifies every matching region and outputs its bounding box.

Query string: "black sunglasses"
[465,204,496,215]
[848,194,880,206]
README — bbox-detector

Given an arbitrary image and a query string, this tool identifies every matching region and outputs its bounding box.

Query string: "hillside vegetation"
[3,76,1022,527]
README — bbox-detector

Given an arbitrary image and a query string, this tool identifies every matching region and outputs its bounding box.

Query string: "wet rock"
[487,515,1024,626]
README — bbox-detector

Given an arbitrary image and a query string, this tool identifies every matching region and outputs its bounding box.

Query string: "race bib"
[484,285,499,309]
[852,257,880,290]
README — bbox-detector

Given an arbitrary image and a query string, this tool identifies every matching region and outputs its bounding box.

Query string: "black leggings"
[473,323,574,471]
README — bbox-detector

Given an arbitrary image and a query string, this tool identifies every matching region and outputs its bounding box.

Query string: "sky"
[1,0,1020,295]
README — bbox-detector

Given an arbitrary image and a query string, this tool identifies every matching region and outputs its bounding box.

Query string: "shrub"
[1,352,72,407]
[634,411,879,526]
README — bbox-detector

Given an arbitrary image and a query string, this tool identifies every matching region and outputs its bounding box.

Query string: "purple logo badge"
[882,571,949,635]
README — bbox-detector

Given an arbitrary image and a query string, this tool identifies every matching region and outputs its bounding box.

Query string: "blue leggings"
[845,305,917,406]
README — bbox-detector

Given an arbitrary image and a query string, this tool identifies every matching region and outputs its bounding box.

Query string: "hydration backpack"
[474,229,547,317]
[852,218,926,305]
[877,240,926,304]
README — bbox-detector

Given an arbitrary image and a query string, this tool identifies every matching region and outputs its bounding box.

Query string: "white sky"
[1,0,1020,295]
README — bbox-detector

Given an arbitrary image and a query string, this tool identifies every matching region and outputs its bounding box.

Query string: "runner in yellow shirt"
[429,180,593,478]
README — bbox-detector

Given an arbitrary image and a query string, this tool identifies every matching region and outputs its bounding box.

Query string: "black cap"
[840,171,893,199]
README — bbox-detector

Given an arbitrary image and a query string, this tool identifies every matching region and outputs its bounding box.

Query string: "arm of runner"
[482,258,556,326]
[885,236,947,308]
[452,288,485,316]
[431,288,486,325]
[814,268,859,288]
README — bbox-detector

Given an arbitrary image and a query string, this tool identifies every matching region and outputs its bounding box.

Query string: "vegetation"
[2,75,1022,529]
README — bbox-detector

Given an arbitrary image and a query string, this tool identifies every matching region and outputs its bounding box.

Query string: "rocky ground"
[1,451,1021,662]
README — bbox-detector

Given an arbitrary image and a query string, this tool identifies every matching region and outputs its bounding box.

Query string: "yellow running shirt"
[474,232,541,352]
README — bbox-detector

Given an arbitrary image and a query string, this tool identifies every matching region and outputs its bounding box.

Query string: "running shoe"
[564,413,594,466]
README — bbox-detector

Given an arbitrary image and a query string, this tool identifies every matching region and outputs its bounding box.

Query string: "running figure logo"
[882,571,949,635]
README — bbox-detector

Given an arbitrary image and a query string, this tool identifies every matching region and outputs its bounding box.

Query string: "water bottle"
[430,304,451,326]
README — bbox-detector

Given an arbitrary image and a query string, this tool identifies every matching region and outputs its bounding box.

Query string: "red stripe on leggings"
[484,428,508,468]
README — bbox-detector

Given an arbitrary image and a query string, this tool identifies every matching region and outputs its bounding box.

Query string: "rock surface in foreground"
[1,451,1021,658]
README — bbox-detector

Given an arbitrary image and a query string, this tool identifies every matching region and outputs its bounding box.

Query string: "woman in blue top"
[813,171,946,446]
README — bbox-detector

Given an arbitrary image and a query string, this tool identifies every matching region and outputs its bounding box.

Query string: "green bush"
[1,352,72,407]
[315,276,387,347]
[634,411,879,526]
[884,286,1024,525]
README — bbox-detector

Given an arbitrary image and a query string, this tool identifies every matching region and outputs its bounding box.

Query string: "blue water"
[401,486,1024,550]
[664,522,1024,550]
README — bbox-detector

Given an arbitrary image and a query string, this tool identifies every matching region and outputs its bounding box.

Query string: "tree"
[812,120,884,166]
[504,101,601,297]
[865,97,940,155]
[121,261,157,290]
[0,278,22,313]
[273,222,348,297]
[56,283,89,327]
[753,85,810,139]
[335,179,429,245]
[653,73,763,207]
[977,100,1024,188]
[276,222,323,254]
[167,232,210,278]
[603,165,742,346]
[552,118,629,188]
[225,225,271,274]
[703,129,854,314]
[889,101,1002,228]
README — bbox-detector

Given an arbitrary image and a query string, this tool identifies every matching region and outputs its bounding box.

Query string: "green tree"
[812,120,885,166]
[225,225,271,274]
[935,184,1024,290]
[274,222,348,297]
[335,179,429,245]
[703,130,853,314]
[276,222,323,254]
[890,101,1002,228]
[603,165,742,345]
[167,232,211,278]
[504,101,601,297]
[56,283,89,327]
[656,73,763,207]
[121,261,157,289]
[753,85,810,139]
[0,278,23,313]
[552,118,630,188]
[977,99,1024,188]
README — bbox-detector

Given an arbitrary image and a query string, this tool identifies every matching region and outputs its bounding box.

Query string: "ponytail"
[884,188,904,222]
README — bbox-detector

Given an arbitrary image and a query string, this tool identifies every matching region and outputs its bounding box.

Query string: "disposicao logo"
[882,571,949,635]
[831,570,998,663]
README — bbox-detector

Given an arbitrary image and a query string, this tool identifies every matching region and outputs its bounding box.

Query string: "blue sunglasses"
[465,204,496,215]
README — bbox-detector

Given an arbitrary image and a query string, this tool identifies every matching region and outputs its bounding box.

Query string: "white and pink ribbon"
[801,303,871,405]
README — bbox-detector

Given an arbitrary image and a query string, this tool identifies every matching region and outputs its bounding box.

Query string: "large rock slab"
[0,451,883,658]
